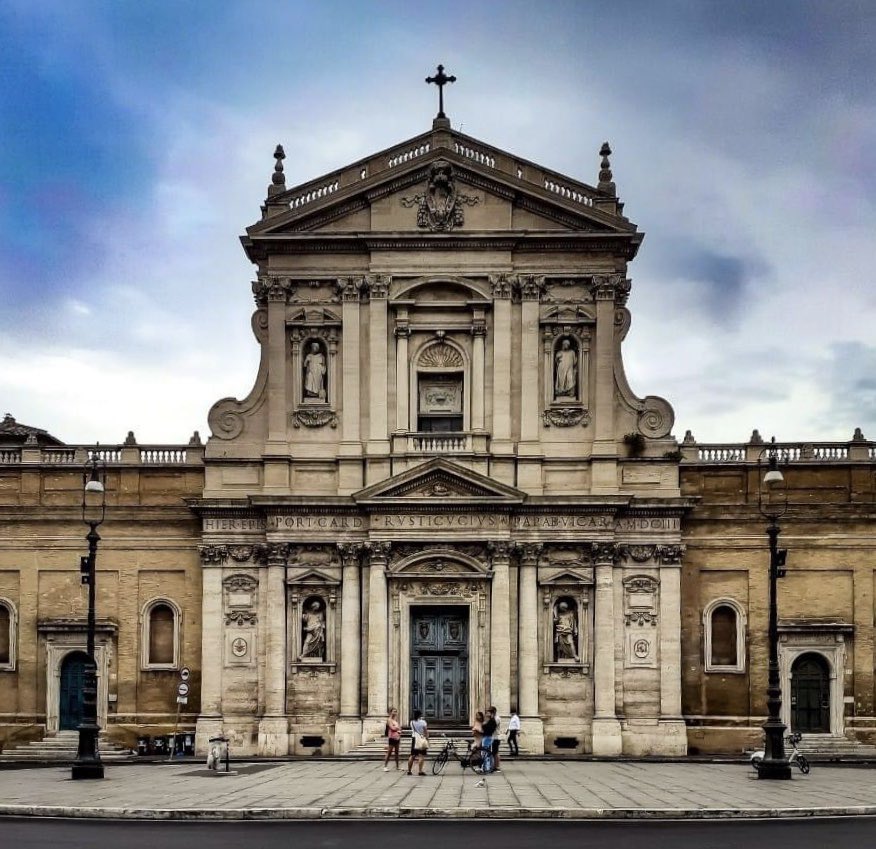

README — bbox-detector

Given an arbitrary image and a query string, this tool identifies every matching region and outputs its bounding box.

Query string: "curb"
[3,804,876,821]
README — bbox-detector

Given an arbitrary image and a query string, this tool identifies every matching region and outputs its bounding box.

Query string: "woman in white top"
[406,709,429,776]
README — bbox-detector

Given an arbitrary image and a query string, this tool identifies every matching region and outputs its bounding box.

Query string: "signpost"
[168,667,190,760]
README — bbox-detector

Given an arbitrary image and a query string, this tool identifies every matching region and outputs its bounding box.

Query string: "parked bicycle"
[750,731,810,774]
[432,736,495,776]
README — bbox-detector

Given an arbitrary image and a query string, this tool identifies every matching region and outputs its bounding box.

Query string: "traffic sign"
[178,682,190,697]
[180,667,191,682]
[176,696,188,705]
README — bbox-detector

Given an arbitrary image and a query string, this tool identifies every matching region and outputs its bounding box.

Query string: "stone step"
[0,732,134,762]
[795,736,876,757]
[344,728,531,758]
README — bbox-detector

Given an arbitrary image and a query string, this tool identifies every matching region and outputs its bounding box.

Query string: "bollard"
[207,735,230,772]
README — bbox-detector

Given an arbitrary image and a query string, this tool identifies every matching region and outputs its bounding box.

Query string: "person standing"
[507,709,521,757]
[406,709,429,776]
[481,706,498,773]
[383,707,401,771]
[490,707,502,771]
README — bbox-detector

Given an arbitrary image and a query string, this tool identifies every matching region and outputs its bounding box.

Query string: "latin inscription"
[371,513,509,530]
[268,515,365,530]
[515,515,611,530]
[204,517,266,532]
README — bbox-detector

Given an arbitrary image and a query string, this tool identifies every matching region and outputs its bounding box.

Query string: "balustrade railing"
[0,443,202,466]
[689,440,869,464]
[408,432,471,454]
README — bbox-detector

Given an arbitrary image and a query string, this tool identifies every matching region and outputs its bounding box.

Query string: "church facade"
[1,113,875,758]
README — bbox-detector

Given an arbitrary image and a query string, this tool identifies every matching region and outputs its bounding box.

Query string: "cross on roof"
[425,64,456,120]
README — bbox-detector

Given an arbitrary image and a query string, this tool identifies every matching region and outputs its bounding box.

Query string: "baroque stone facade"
[1,117,875,758]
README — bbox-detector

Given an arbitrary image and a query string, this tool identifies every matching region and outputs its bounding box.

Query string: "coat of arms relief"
[401,161,479,232]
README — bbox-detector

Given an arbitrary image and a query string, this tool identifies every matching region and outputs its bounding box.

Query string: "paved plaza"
[1,760,876,820]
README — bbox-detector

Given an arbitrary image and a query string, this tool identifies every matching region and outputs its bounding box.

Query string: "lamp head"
[82,452,107,526]
[763,455,784,487]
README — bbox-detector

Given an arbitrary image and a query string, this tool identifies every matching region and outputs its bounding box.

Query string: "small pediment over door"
[352,458,526,508]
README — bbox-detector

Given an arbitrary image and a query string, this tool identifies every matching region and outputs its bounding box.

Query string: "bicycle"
[750,731,810,774]
[431,737,495,776]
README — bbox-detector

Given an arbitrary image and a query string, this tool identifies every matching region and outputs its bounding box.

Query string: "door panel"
[59,652,89,731]
[791,654,830,733]
[410,608,468,725]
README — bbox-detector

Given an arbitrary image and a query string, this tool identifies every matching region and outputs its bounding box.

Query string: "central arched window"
[703,598,746,673]
[0,599,15,670]
[416,341,465,432]
[141,598,181,670]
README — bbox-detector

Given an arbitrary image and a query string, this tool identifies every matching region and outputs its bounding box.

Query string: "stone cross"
[425,64,456,119]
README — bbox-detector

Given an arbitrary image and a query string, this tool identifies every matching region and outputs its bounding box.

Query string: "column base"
[334,717,363,754]
[591,717,623,756]
[195,715,224,756]
[362,715,388,743]
[257,715,290,756]
[519,716,545,754]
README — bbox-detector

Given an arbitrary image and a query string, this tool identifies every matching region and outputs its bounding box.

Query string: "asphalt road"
[3,818,876,849]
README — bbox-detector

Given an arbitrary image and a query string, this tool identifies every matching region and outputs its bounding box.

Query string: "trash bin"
[152,736,168,755]
[136,736,151,756]
[183,733,195,756]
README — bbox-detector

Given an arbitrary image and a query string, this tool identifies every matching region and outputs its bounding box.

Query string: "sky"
[1,0,874,446]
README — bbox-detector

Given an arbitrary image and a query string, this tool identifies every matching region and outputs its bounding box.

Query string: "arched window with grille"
[141,598,181,670]
[703,598,746,673]
[0,598,16,671]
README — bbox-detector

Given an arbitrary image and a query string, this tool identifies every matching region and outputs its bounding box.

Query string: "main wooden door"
[410,608,468,725]
[59,651,89,730]
[791,653,830,733]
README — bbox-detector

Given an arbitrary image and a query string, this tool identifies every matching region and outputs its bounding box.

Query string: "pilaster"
[335,543,363,752]
[339,278,363,493]
[365,541,390,735]
[516,543,545,752]
[258,542,289,755]
[490,275,513,454]
[489,541,512,716]
[517,276,544,492]
[657,545,687,754]
[263,277,291,492]
[591,542,622,755]
[590,276,620,492]
[195,555,224,754]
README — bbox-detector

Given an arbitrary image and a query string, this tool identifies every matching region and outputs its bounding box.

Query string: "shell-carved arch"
[392,275,491,301]
[388,549,491,578]
[410,336,470,432]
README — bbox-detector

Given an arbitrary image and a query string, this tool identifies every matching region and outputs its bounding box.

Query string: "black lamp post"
[72,452,106,780]
[756,437,792,780]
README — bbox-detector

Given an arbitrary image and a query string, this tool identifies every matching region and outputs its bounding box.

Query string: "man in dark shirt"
[481,706,499,771]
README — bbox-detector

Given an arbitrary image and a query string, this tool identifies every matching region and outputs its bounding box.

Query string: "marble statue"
[303,342,327,400]
[554,338,578,398]
[554,600,579,661]
[300,600,326,660]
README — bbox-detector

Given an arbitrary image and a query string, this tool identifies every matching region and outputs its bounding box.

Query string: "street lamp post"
[756,438,792,780]
[72,453,106,780]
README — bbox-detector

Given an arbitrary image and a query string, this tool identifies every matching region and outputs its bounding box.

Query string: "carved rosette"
[292,408,338,428]
[542,407,591,428]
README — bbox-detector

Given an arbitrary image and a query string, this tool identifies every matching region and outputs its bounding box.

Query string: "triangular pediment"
[244,127,637,247]
[353,458,526,506]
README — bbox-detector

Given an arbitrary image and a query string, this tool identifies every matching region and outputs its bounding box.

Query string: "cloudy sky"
[1,0,874,446]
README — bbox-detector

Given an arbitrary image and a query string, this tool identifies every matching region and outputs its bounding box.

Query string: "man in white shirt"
[507,709,521,756]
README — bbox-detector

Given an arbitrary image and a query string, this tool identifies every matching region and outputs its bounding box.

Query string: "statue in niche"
[553,599,579,661]
[299,599,326,660]
[303,341,327,401]
[554,337,578,399]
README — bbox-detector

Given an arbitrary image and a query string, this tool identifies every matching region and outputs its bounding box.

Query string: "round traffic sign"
[180,667,190,682]
[178,682,190,697]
